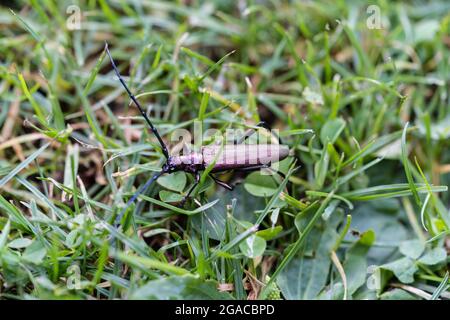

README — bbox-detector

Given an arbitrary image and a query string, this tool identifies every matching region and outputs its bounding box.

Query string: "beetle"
[105,43,290,225]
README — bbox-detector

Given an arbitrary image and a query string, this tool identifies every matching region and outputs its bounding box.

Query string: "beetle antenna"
[105,42,169,159]
[115,170,165,227]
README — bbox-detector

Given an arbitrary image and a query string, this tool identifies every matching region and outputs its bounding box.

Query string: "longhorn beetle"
[105,43,290,226]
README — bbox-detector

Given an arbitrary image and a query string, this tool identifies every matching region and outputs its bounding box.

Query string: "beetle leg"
[234,164,267,171]
[180,171,200,206]
[233,121,283,145]
[267,167,286,179]
[210,174,234,191]
[115,170,165,227]
[253,121,284,144]
[233,121,266,144]
[235,164,286,179]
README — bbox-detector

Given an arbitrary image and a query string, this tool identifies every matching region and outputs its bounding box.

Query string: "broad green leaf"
[318,283,347,300]
[159,190,184,203]
[8,238,33,249]
[294,202,320,233]
[380,288,418,300]
[343,229,375,296]
[244,171,278,197]
[267,192,335,298]
[418,248,447,265]
[239,235,266,258]
[399,239,425,259]
[381,257,418,284]
[157,172,187,192]
[370,198,400,214]
[277,211,342,299]
[256,226,283,240]
[22,240,47,264]
[345,201,409,263]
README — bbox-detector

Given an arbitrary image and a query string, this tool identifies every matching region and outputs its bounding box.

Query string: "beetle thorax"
[168,152,204,173]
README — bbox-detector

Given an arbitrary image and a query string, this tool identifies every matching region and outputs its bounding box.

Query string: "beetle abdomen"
[202,144,289,172]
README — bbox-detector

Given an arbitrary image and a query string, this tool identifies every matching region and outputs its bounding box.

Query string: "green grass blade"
[401,123,421,206]
[0,141,50,188]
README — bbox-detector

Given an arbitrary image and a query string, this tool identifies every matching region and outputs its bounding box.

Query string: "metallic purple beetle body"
[167,144,289,173]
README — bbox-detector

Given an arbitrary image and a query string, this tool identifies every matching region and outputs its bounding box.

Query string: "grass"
[0,0,449,300]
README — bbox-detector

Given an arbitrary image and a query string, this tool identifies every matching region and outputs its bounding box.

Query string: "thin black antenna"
[105,42,169,159]
[115,170,165,227]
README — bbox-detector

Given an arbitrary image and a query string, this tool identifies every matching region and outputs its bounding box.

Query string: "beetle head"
[164,156,181,173]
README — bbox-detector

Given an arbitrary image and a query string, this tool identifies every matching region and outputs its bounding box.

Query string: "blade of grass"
[18,73,47,127]
[255,161,298,225]
[139,195,219,216]
[115,251,189,276]
[0,219,11,250]
[430,272,449,300]
[0,141,50,188]
[401,122,421,206]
